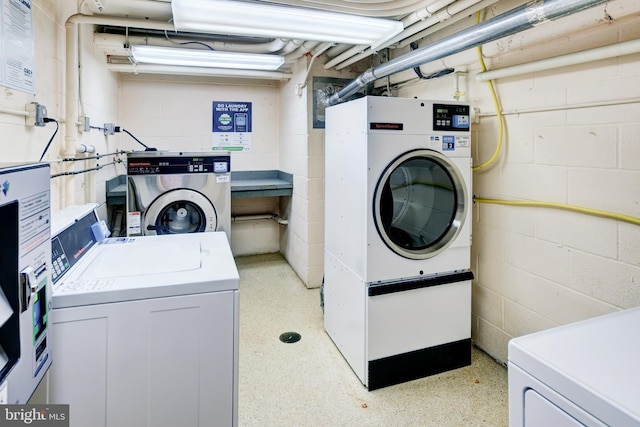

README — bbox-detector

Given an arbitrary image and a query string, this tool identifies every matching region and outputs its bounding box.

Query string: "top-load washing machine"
[509,307,640,426]
[126,151,231,238]
[48,204,239,427]
[324,96,473,390]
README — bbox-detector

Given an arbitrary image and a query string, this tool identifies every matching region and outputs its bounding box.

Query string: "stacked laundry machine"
[324,96,473,390]
[126,151,231,239]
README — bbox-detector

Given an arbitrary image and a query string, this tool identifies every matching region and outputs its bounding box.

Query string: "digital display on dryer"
[433,104,470,132]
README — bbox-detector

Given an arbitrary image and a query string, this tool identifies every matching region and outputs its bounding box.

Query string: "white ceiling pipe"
[324,44,368,69]
[324,0,457,69]
[399,0,500,48]
[67,13,175,31]
[285,41,322,61]
[246,0,444,17]
[325,43,354,58]
[402,0,458,28]
[330,0,489,70]
[107,63,293,80]
[295,42,335,95]
[476,38,640,81]
[93,33,292,56]
[328,0,612,105]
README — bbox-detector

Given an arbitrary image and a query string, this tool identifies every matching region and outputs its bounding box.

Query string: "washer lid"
[509,307,640,425]
[52,232,238,309]
[80,240,202,278]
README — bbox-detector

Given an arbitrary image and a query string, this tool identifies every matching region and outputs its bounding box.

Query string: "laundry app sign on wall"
[212,101,253,152]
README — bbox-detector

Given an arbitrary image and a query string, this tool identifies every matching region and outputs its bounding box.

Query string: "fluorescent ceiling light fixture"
[130,45,285,70]
[171,0,404,51]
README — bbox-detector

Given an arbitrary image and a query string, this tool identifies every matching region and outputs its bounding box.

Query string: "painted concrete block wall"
[397,0,640,363]
[0,1,119,220]
[278,57,313,286]
[279,55,359,289]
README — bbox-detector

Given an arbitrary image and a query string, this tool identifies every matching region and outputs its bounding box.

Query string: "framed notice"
[0,0,35,93]
[212,101,253,152]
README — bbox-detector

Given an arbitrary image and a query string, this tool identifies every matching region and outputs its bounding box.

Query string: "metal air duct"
[327,0,611,105]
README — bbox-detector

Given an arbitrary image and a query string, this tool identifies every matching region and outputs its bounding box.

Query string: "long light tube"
[171,0,403,51]
[130,45,285,70]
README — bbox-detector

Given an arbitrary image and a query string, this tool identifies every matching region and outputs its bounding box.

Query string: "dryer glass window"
[154,202,206,234]
[374,149,467,260]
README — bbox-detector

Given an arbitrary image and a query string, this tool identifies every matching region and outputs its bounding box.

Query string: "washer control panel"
[127,155,231,175]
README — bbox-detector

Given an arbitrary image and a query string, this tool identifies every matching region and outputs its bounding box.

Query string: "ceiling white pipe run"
[401,0,458,28]
[224,0,437,18]
[328,0,612,105]
[398,0,500,49]
[93,33,296,57]
[324,0,457,69]
[67,13,175,31]
[476,38,640,81]
[106,63,293,80]
[327,0,495,70]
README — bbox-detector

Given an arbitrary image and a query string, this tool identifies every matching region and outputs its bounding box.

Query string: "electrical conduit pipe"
[327,0,612,105]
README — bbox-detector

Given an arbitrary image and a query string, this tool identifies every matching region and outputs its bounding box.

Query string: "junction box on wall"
[26,102,47,127]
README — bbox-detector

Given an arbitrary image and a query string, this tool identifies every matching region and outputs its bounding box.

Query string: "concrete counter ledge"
[231,170,293,199]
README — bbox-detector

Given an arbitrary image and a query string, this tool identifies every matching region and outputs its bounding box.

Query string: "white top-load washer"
[48,204,239,427]
[509,307,640,426]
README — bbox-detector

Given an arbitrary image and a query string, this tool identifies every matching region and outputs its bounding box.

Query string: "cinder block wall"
[399,0,640,363]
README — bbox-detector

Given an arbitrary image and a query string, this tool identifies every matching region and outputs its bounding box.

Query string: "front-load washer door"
[373,149,468,260]
[144,189,217,235]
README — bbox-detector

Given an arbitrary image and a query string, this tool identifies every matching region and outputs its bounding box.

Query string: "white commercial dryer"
[126,151,231,239]
[48,204,239,427]
[324,96,473,390]
[509,307,640,426]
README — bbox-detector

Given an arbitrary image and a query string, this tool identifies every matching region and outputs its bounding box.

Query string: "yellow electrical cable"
[473,11,505,172]
[470,13,640,227]
[474,197,640,226]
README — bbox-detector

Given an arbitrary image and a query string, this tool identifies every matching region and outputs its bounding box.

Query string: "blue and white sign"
[212,101,252,151]
[442,135,455,151]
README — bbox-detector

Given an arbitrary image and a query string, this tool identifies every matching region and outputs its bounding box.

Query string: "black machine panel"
[51,211,99,285]
[127,155,231,176]
[432,103,470,132]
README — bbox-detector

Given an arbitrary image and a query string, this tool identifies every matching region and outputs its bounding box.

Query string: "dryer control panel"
[127,155,231,175]
[433,103,470,132]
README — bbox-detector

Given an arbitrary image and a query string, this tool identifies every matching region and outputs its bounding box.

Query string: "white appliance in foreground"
[48,205,239,427]
[324,96,473,390]
[509,307,640,426]
[0,163,52,404]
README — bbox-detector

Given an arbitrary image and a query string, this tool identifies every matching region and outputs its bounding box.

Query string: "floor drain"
[279,332,301,344]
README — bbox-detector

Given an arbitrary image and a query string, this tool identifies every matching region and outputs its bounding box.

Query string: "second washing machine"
[126,151,231,238]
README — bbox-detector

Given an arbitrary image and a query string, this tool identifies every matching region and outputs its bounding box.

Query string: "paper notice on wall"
[0,0,35,93]
[212,101,252,152]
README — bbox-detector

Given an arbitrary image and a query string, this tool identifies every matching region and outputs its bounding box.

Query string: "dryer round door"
[143,189,217,235]
[373,149,468,260]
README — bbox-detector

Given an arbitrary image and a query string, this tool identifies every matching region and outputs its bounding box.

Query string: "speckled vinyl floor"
[236,253,509,427]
